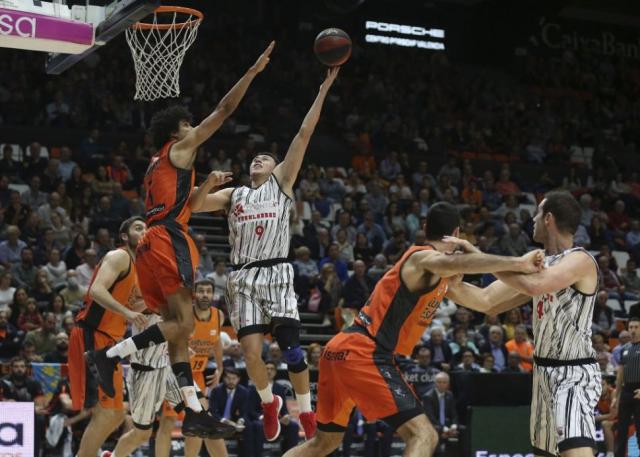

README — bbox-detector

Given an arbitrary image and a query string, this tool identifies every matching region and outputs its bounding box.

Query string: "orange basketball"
[314,28,352,67]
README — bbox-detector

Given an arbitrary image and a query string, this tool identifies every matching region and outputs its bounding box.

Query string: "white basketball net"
[125,9,201,101]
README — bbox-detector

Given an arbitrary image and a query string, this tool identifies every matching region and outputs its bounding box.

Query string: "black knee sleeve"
[274,324,307,373]
[171,362,193,388]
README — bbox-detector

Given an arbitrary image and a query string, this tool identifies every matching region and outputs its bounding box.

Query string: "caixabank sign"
[0,402,34,457]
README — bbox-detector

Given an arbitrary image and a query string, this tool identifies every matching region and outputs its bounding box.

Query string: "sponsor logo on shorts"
[358,310,372,326]
[145,204,165,218]
[323,349,350,361]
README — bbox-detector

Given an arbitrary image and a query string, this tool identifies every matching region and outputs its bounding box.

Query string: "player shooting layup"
[189,67,340,441]
[284,202,544,457]
[446,191,601,457]
[86,42,274,439]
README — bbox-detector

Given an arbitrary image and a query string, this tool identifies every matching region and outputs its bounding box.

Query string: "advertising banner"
[0,402,34,457]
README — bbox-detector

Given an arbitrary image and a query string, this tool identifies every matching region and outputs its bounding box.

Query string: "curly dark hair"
[149,105,193,149]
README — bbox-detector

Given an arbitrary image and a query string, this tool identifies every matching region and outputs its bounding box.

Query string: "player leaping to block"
[86,41,275,440]
[283,202,545,457]
[189,67,340,441]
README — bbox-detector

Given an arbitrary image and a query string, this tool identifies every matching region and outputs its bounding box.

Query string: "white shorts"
[226,263,299,338]
[126,365,182,429]
[530,361,601,456]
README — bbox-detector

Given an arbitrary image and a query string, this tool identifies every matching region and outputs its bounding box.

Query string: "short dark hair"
[252,152,280,164]
[194,279,215,290]
[224,366,241,377]
[629,317,640,324]
[425,202,460,240]
[119,216,144,241]
[10,356,26,366]
[542,191,581,235]
[149,105,193,149]
[264,359,278,369]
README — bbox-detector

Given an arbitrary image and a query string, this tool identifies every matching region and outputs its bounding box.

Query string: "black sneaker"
[85,347,119,398]
[182,409,236,439]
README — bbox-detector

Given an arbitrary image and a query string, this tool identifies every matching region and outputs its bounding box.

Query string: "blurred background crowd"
[2,0,640,455]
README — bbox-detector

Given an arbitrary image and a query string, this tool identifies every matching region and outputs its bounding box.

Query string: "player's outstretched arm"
[273,67,340,194]
[189,171,233,213]
[190,187,234,214]
[89,250,146,328]
[495,250,597,297]
[415,244,544,279]
[172,41,275,167]
[446,277,530,314]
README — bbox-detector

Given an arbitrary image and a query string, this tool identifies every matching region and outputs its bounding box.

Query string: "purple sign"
[0,7,93,45]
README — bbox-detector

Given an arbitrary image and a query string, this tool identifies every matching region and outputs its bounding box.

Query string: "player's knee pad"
[283,346,307,373]
[274,325,307,373]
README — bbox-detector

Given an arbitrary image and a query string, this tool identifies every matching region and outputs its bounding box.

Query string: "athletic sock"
[172,362,202,412]
[106,338,136,359]
[106,324,165,359]
[181,386,202,412]
[257,385,274,404]
[297,392,312,413]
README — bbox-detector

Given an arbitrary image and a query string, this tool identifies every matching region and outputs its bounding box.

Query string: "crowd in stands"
[2,9,640,456]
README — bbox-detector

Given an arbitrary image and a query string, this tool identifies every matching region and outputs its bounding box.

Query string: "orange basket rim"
[132,5,204,31]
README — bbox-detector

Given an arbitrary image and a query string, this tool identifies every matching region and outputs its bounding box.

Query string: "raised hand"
[252,41,275,73]
[320,66,340,91]
[205,170,233,188]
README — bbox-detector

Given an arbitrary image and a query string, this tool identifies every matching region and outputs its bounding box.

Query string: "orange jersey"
[144,140,195,228]
[597,386,614,414]
[76,248,138,341]
[355,245,448,356]
[189,307,222,373]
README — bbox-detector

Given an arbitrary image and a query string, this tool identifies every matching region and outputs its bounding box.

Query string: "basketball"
[314,28,352,67]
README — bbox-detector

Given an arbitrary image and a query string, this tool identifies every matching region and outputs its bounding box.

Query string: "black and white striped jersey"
[129,314,169,369]
[228,175,292,265]
[532,247,598,360]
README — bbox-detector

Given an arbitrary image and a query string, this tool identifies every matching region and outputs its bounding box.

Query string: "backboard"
[0,0,160,74]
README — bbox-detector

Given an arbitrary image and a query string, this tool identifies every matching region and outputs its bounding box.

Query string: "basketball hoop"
[125,6,203,101]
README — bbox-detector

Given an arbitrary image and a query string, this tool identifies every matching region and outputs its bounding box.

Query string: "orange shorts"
[316,328,423,432]
[162,370,206,418]
[68,326,124,411]
[136,225,199,313]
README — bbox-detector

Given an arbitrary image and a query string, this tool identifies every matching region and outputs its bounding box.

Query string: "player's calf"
[397,414,438,457]
[77,406,125,457]
[274,324,316,437]
[110,426,153,457]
